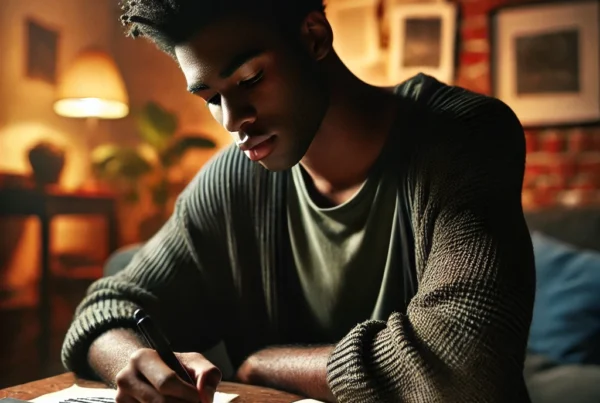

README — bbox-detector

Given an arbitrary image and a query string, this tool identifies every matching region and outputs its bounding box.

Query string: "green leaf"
[160,135,217,167]
[91,145,153,180]
[137,102,178,151]
[91,144,123,179]
[91,144,122,165]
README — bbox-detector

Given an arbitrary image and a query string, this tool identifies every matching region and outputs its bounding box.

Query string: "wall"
[0,0,117,291]
[455,0,600,210]
[0,0,114,186]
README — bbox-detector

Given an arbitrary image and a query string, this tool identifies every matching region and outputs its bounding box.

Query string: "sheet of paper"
[31,384,238,403]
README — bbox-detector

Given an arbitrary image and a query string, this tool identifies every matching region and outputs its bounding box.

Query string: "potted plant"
[91,101,216,239]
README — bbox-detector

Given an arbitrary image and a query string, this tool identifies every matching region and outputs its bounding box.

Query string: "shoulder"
[397,73,522,132]
[396,75,526,202]
[397,74,525,161]
[186,143,252,194]
[177,144,280,226]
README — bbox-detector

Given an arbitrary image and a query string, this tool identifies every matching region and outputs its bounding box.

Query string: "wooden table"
[0,187,119,368]
[0,373,305,403]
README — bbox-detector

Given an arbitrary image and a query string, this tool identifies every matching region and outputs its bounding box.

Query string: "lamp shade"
[54,48,129,119]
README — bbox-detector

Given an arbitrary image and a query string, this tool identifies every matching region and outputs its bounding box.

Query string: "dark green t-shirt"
[287,157,400,341]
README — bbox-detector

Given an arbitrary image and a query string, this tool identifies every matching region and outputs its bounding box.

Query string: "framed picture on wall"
[25,18,59,84]
[326,0,380,70]
[387,2,458,85]
[489,0,600,128]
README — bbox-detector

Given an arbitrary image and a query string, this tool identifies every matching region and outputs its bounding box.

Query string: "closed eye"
[239,70,263,87]
[206,71,264,107]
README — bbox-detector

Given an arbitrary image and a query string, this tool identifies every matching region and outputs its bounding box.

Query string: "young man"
[61,1,536,402]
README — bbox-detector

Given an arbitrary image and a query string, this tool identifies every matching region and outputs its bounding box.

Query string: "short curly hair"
[119,0,326,58]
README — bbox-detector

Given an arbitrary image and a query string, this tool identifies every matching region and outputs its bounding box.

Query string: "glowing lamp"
[53,48,129,119]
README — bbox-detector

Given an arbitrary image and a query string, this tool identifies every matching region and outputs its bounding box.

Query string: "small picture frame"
[387,2,458,84]
[489,0,600,128]
[326,0,381,70]
[25,18,59,84]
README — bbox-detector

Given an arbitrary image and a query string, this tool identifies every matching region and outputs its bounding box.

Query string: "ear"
[299,11,333,61]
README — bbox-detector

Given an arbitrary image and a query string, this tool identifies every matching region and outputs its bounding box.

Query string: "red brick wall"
[454,0,600,210]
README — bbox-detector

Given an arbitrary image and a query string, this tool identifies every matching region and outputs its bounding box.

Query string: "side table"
[0,187,119,368]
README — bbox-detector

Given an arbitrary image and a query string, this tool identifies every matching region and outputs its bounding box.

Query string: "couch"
[523,207,600,403]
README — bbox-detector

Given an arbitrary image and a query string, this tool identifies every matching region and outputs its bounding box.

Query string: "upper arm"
[101,147,252,347]
[410,94,535,389]
[80,186,221,349]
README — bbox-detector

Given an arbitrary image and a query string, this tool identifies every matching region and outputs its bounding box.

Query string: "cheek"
[258,55,308,111]
[258,70,305,116]
[209,105,223,126]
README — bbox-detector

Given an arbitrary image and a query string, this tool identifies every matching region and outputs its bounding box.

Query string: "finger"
[115,388,140,403]
[198,383,217,403]
[198,369,220,403]
[176,353,222,403]
[131,374,193,403]
[115,366,154,403]
[115,365,143,402]
[177,352,222,388]
[131,349,200,403]
[117,366,193,403]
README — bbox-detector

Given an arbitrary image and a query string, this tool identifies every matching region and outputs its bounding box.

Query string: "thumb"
[177,353,222,402]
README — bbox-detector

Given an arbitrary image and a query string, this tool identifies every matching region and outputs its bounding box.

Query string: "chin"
[257,147,303,172]
[256,131,315,171]
[257,156,295,172]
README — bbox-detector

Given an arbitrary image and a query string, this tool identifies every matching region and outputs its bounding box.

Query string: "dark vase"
[27,141,66,186]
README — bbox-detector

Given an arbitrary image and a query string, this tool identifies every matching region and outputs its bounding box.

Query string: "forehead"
[175,15,282,84]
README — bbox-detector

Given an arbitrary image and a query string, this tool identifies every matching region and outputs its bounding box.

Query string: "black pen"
[133,308,195,385]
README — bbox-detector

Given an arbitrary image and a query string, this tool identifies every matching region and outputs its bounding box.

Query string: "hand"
[234,356,255,384]
[115,348,222,403]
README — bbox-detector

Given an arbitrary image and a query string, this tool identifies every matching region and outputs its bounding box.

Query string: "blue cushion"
[528,232,600,365]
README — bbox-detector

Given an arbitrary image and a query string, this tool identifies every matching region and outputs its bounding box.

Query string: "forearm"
[88,328,146,386]
[236,345,336,402]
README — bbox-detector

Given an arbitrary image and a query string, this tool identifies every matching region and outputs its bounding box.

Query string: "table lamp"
[51,47,129,191]
[53,47,129,120]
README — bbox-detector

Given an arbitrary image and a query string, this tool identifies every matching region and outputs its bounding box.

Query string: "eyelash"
[207,70,264,106]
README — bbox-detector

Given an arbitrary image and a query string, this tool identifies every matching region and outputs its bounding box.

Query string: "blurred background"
[1,0,599,397]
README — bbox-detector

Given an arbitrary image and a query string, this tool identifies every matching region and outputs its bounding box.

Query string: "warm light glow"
[54,48,129,119]
[54,97,129,119]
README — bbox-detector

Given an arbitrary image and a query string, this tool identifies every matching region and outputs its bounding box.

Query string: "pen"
[133,308,195,385]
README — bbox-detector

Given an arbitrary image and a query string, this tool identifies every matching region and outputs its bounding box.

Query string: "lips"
[236,134,274,152]
[236,133,277,162]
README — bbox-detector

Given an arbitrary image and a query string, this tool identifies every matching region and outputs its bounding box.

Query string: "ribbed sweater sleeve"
[326,88,536,402]
[61,159,225,379]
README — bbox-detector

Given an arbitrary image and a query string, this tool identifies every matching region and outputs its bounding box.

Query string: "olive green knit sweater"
[62,74,535,403]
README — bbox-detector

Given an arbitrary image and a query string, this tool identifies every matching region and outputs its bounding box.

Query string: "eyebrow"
[187,48,265,94]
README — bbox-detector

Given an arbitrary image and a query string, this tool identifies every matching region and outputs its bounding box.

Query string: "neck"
[300,54,399,198]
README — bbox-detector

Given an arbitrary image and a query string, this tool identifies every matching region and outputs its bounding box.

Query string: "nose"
[221,97,256,133]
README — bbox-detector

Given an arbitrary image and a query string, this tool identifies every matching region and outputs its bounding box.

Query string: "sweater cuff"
[326,313,412,402]
[61,300,141,379]
[326,319,387,402]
